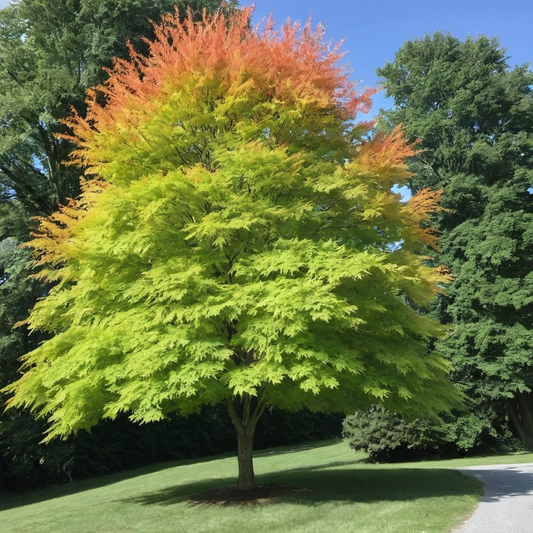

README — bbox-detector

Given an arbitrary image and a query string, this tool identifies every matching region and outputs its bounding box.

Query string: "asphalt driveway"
[453,463,533,533]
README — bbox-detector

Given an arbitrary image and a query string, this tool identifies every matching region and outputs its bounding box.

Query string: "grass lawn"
[2,440,531,533]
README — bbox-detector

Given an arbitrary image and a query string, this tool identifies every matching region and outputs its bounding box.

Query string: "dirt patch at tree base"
[188,484,312,506]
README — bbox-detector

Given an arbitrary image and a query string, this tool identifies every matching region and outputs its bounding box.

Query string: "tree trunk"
[506,393,533,451]
[225,391,266,491]
[507,398,526,443]
[236,426,255,490]
[518,392,533,451]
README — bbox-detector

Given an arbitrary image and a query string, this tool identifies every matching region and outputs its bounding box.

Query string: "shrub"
[343,406,519,463]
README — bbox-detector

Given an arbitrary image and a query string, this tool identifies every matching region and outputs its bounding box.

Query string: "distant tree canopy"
[378,32,533,449]
[4,10,461,490]
[0,0,238,214]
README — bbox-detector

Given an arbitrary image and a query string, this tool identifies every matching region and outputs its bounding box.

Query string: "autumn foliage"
[6,8,460,490]
[63,7,374,182]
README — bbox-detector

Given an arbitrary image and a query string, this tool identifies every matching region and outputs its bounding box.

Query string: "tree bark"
[507,398,526,443]
[236,425,255,490]
[518,392,533,451]
[506,393,533,451]
[225,391,267,490]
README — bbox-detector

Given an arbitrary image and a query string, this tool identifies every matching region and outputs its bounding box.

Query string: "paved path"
[453,463,533,533]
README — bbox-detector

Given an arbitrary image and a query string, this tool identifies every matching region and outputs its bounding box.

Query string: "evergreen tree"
[377,32,533,449]
[5,10,460,490]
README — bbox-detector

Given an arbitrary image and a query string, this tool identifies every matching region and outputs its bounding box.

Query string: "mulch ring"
[188,484,312,506]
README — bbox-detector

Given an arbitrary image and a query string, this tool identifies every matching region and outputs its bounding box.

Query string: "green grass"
[3,440,530,533]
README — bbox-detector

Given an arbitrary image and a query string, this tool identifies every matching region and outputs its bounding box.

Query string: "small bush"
[342,409,445,462]
[343,406,518,463]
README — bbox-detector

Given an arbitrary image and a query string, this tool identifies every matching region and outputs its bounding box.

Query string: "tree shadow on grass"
[121,467,483,507]
[457,465,533,503]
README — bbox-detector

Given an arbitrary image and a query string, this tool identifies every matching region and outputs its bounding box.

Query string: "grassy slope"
[2,440,531,533]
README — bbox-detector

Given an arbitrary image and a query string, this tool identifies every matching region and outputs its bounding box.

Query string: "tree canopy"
[5,10,460,489]
[378,32,533,449]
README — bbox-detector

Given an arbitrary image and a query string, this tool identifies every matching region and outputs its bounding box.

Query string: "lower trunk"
[236,427,255,490]
[507,398,526,443]
[506,392,533,451]
[225,392,266,490]
[518,392,533,451]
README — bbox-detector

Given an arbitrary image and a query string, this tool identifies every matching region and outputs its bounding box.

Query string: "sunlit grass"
[2,439,522,533]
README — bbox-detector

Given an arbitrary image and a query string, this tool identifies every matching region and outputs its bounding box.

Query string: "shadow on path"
[457,465,533,503]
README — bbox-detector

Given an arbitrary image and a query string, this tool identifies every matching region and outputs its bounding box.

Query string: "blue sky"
[0,0,530,117]
[251,0,532,117]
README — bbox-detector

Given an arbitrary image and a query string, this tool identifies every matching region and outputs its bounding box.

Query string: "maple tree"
[5,9,460,489]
